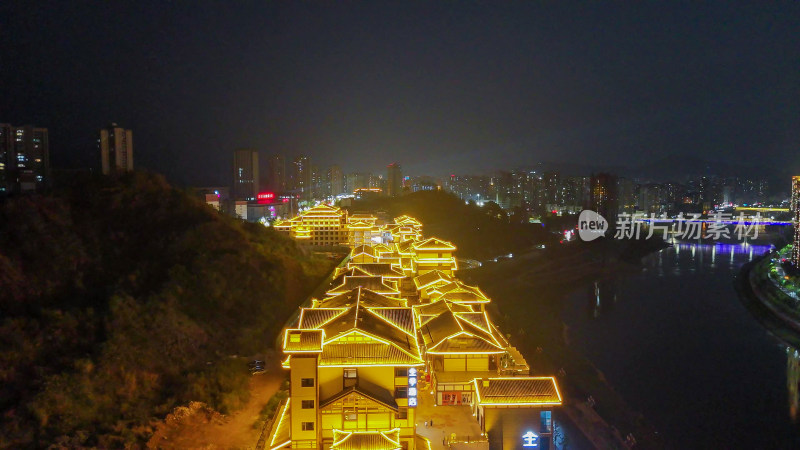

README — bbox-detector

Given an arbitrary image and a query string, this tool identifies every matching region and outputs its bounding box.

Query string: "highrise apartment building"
[233,148,259,201]
[99,123,133,175]
[0,123,50,193]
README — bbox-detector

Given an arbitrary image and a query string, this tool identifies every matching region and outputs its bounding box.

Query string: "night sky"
[2,1,799,186]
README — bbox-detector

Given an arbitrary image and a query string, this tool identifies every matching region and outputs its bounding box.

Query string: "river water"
[562,242,800,449]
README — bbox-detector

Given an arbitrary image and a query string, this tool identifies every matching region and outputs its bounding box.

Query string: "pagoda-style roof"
[394,215,422,226]
[347,221,375,229]
[299,308,348,329]
[420,306,504,354]
[413,237,456,251]
[300,204,345,217]
[433,290,490,304]
[427,281,488,303]
[331,267,372,286]
[283,329,324,353]
[313,287,407,308]
[348,213,378,223]
[326,276,400,296]
[331,428,401,450]
[394,240,416,255]
[372,243,394,255]
[321,378,399,411]
[413,301,473,326]
[348,263,405,278]
[413,270,454,290]
[289,297,422,366]
[473,377,562,406]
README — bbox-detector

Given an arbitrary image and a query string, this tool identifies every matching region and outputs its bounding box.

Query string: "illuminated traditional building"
[270,213,558,450]
[269,290,424,449]
[425,280,491,309]
[411,238,458,276]
[347,220,382,247]
[472,377,562,450]
[413,270,454,301]
[326,275,401,298]
[273,204,349,247]
[415,301,527,406]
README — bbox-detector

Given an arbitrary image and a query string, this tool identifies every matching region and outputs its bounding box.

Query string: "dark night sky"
[1,1,799,186]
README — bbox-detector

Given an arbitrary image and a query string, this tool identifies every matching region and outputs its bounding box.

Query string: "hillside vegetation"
[0,172,332,447]
[352,190,552,259]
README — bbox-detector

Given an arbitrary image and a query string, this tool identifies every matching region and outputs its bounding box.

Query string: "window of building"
[395,387,408,398]
[302,400,315,409]
[344,368,357,379]
[301,378,314,387]
[395,407,408,419]
[394,368,408,377]
[540,410,552,432]
[301,421,314,431]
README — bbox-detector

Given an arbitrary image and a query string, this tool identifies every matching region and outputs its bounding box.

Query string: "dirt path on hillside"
[147,354,286,449]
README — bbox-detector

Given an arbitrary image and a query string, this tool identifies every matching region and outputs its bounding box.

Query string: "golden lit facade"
[274,204,349,247]
[411,238,458,276]
[270,213,559,450]
[272,290,423,449]
[472,377,562,450]
[275,209,427,251]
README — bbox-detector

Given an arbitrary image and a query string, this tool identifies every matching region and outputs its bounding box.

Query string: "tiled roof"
[413,270,454,289]
[413,237,456,251]
[283,329,324,352]
[372,243,394,254]
[420,305,504,353]
[319,342,421,366]
[435,291,490,303]
[366,308,416,335]
[321,379,399,411]
[351,244,377,257]
[395,240,416,254]
[331,267,372,286]
[327,276,400,296]
[301,204,344,216]
[473,377,562,406]
[455,312,492,333]
[413,301,473,326]
[331,429,401,450]
[432,336,503,353]
[314,288,407,308]
[296,297,423,365]
[349,263,405,278]
[299,308,346,328]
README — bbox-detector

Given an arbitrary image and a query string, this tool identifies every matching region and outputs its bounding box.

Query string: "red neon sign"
[257,192,275,204]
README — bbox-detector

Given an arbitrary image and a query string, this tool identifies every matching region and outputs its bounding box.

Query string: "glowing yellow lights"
[277,212,559,449]
[472,377,563,406]
[331,428,402,450]
[268,399,291,448]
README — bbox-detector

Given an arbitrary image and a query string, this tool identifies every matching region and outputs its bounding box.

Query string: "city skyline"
[2,2,799,186]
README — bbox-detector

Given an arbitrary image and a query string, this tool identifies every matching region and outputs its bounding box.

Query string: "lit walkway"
[414,381,483,450]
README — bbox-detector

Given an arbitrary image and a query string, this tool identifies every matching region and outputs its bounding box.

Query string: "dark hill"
[0,172,332,447]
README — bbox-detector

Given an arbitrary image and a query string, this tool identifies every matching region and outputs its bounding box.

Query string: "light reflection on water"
[565,241,800,448]
[648,242,770,277]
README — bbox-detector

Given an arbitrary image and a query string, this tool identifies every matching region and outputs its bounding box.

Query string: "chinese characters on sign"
[610,212,762,241]
[408,368,417,407]
[522,430,539,447]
